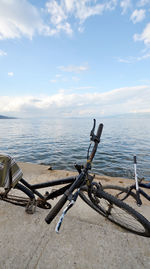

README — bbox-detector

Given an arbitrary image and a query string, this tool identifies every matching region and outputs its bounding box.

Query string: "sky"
[0,0,150,118]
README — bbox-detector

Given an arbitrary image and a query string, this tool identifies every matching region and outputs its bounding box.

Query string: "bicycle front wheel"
[79,186,150,237]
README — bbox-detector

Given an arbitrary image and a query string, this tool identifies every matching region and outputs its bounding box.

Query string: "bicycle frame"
[0,176,77,211]
[130,182,150,202]
[20,176,76,201]
[132,155,150,205]
[117,182,150,205]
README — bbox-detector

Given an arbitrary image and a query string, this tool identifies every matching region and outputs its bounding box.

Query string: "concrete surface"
[0,162,150,269]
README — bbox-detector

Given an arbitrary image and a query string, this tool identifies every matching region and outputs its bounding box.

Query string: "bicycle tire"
[102,185,137,202]
[0,183,34,207]
[79,186,150,237]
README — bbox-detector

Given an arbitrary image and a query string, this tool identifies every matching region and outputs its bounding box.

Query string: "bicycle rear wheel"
[79,186,150,237]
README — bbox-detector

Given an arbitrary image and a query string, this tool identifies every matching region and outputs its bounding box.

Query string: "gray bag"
[0,155,23,189]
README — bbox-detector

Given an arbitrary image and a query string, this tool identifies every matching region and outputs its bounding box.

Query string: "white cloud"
[134,23,150,45]
[58,64,89,73]
[137,52,150,60]
[8,72,14,77]
[46,1,67,25]
[50,79,57,83]
[120,0,132,14]
[1,0,149,40]
[55,74,62,78]
[64,0,75,13]
[72,76,80,82]
[0,0,118,39]
[105,0,118,10]
[137,0,150,7]
[73,2,105,23]
[0,85,150,117]
[130,9,146,23]
[0,0,54,40]
[73,86,95,90]
[45,0,73,35]
[118,58,132,63]
[0,49,7,56]
[46,0,105,24]
[45,0,117,34]
[117,52,150,63]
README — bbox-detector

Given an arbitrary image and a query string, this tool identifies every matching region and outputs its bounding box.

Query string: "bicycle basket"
[0,155,23,189]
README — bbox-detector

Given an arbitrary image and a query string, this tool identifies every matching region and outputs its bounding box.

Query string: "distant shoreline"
[0,115,17,119]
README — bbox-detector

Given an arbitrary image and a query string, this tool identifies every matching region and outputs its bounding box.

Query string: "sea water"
[0,115,150,180]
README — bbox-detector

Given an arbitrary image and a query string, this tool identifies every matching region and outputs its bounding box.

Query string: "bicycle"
[0,120,150,237]
[103,156,150,207]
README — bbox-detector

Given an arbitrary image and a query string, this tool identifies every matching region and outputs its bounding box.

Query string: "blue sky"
[0,0,150,117]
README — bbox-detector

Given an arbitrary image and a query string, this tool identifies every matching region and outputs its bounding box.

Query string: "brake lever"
[90,119,101,143]
[90,119,96,138]
[55,189,80,233]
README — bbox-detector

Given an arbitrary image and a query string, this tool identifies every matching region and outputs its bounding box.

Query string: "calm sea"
[0,116,150,180]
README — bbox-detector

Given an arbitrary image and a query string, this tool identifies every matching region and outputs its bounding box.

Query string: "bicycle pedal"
[25,199,37,214]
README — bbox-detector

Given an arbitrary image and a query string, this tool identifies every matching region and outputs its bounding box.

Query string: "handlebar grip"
[136,190,142,206]
[134,155,137,164]
[45,194,67,224]
[96,123,103,141]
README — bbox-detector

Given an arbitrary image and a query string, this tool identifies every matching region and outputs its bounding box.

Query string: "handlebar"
[45,119,103,228]
[45,194,67,224]
[88,122,103,163]
[97,123,103,138]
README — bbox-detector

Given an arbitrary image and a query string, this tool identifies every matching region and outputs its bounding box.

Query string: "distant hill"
[0,115,17,119]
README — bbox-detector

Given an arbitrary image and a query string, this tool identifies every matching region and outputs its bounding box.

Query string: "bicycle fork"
[134,156,142,206]
[55,189,80,233]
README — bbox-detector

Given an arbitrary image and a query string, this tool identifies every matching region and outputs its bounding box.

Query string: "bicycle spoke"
[80,187,150,236]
